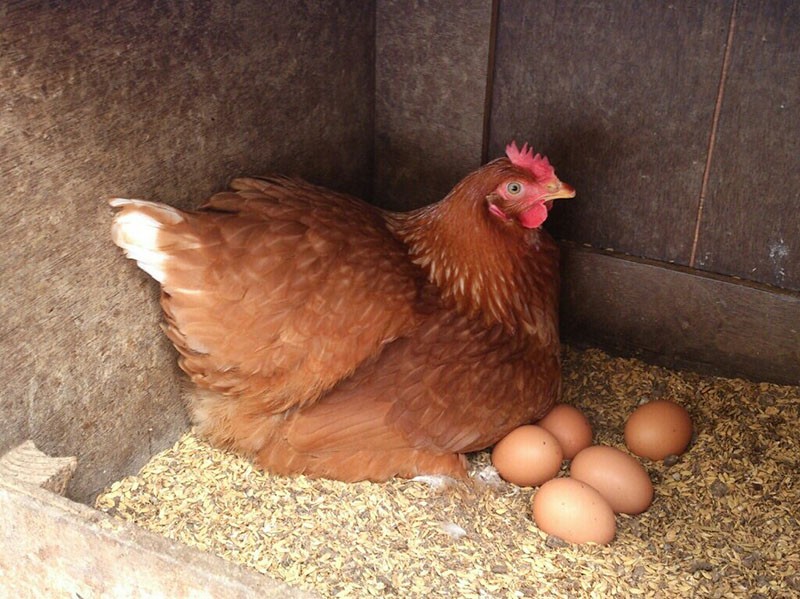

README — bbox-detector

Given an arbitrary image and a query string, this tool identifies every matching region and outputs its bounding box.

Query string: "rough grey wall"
[374,0,493,210]
[0,0,374,502]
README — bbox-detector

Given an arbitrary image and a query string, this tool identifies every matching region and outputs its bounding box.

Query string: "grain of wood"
[0,441,77,496]
[96,347,800,598]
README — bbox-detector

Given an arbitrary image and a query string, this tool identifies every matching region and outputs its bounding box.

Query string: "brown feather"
[111,159,565,481]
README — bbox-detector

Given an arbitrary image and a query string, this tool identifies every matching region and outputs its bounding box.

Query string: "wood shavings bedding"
[96,347,800,598]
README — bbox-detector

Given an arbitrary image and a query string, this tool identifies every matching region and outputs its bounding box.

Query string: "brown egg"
[570,445,653,514]
[491,425,563,487]
[536,404,593,459]
[531,477,616,545]
[624,400,693,460]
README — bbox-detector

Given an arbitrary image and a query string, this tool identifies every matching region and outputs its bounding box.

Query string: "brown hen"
[110,142,575,481]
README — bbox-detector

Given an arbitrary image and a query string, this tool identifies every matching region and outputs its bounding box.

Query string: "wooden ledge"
[560,243,800,385]
[0,444,315,598]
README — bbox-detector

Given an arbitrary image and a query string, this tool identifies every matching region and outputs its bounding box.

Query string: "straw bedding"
[96,347,800,598]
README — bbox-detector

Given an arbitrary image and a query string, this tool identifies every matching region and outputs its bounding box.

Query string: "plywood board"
[0,476,315,598]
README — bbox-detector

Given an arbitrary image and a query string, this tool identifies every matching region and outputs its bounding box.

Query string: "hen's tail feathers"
[109,198,194,285]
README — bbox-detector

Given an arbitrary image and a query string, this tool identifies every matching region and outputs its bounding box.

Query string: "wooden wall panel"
[561,244,800,385]
[694,1,800,291]
[488,0,732,264]
[0,0,374,502]
[374,0,493,210]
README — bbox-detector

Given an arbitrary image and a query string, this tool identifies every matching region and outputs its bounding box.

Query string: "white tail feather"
[109,198,185,284]
[109,198,184,224]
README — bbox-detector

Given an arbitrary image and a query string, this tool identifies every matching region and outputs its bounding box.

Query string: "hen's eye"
[506,182,523,195]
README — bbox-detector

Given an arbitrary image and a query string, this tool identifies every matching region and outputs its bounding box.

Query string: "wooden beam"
[560,244,800,385]
[0,476,316,598]
[0,441,76,496]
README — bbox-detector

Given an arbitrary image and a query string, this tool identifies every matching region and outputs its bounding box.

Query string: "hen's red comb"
[505,141,556,180]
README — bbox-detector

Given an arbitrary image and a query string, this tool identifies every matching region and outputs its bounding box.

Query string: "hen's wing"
[111,177,421,413]
[258,307,559,481]
[279,240,561,477]
[287,310,559,451]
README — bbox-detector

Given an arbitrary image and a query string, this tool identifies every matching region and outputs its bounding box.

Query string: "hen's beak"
[546,181,576,201]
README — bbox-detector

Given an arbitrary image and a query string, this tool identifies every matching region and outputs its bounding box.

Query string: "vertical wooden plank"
[374,0,494,210]
[489,0,731,264]
[695,0,800,291]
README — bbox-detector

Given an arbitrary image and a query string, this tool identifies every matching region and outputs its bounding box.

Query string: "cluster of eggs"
[491,400,693,544]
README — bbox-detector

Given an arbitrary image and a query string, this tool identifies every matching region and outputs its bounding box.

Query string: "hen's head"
[483,141,575,229]
[392,140,574,331]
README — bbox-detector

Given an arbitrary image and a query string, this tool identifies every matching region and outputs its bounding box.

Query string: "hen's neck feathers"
[386,161,559,341]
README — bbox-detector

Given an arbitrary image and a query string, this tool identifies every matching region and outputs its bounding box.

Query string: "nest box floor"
[96,347,799,598]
